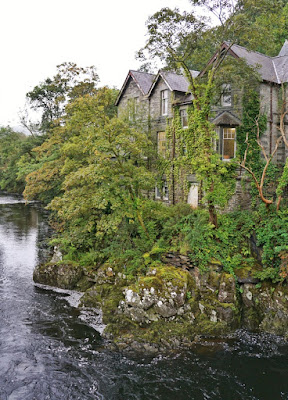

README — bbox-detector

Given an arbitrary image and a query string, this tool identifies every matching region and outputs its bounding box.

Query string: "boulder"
[33,261,84,290]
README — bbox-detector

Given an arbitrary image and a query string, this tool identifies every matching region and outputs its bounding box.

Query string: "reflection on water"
[0,193,288,400]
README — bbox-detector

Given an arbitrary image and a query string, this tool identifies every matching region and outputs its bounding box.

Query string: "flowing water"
[1,194,288,400]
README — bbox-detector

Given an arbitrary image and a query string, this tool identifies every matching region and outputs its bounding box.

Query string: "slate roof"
[147,69,199,97]
[130,70,155,95]
[273,56,288,83]
[115,70,155,105]
[278,40,288,56]
[161,70,199,92]
[116,40,288,107]
[224,41,288,84]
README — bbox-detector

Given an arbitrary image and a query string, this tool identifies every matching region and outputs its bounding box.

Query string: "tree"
[138,0,287,225]
[24,62,99,133]
[43,90,155,262]
[139,7,239,226]
[0,126,44,193]
[239,85,288,211]
[22,87,117,204]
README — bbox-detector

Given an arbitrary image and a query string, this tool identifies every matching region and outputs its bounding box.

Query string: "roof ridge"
[130,69,155,76]
[272,54,288,60]
[231,43,273,59]
[272,59,281,84]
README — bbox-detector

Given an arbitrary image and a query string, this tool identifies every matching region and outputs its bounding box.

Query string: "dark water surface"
[1,194,288,400]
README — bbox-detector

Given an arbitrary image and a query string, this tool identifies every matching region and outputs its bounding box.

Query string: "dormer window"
[180,109,188,128]
[161,90,169,116]
[221,84,232,107]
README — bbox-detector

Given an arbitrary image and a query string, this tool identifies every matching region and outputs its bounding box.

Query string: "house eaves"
[115,70,155,106]
[147,69,199,98]
[199,41,279,84]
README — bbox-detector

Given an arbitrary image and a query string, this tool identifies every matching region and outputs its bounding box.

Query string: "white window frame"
[161,90,169,116]
[180,108,188,128]
[221,84,232,107]
[222,127,236,161]
[155,181,169,201]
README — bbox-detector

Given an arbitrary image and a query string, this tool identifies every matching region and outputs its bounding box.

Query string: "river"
[1,194,288,400]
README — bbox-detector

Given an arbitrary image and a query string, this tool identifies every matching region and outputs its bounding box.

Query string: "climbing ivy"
[237,88,267,172]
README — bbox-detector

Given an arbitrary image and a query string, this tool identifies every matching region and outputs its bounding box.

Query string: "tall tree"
[24,62,99,133]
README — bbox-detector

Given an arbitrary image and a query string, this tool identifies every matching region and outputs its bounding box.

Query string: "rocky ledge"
[33,259,288,351]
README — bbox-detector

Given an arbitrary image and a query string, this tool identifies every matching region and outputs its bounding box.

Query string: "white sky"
[0,0,191,129]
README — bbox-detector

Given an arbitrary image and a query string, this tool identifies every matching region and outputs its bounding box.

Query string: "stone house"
[116,41,288,208]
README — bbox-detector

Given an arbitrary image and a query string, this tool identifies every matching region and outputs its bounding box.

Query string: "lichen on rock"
[33,261,84,290]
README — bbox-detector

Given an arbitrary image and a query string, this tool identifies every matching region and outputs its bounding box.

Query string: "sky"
[0,0,191,129]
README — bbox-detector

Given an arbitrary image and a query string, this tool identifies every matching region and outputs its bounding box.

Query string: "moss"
[75,276,94,292]
[137,275,164,293]
[79,286,102,308]
[195,318,228,335]
[33,261,84,290]
[207,270,221,288]
[109,318,196,346]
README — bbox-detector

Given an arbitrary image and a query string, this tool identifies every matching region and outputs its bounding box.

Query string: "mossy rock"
[107,318,196,348]
[195,318,229,336]
[136,264,195,294]
[33,261,84,290]
[75,276,94,292]
[234,264,261,284]
[79,285,102,308]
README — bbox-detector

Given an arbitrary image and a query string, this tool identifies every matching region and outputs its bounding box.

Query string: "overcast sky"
[0,0,191,129]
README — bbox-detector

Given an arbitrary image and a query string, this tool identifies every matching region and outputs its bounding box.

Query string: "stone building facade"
[116,41,288,208]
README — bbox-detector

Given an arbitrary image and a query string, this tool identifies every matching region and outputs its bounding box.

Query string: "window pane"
[161,90,168,115]
[221,84,232,107]
[157,131,166,156]
[223,128,236,159]
[180,109,188,127]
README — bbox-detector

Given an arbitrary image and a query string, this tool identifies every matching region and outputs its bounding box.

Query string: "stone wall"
[117,77,150,127]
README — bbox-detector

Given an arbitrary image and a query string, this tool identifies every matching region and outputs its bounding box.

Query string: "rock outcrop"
[33,259,288,351]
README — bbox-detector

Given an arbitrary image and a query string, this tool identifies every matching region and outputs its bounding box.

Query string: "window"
[180,109,188,128]
[157,131,166,157]
[222,128,236,160]
[161,90,169,116]
[155,181,169,201]
[221,84,232,107]
[128,97,139,120]
[213,126,220,153]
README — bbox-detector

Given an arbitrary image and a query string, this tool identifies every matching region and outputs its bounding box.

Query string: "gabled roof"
[116,40,288,109]
[278,40,288,56]
[115,70,155,105]
[212,110,241,126]
[205,41,288,84]
[227,42,278,83]
[147,69,199,97]
[273,56,288,83]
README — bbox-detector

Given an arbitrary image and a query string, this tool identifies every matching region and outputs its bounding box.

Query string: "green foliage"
[22,87,118,204]
[256,207,288,269]
[0,127,45,193]
[276,158,288,199]
[26,62,99,132]
[36,89,156,274]
[237,89,267,169]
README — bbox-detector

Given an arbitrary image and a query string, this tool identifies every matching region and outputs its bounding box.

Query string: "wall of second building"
[259,82,286,163]
[117,77,150,130]
[149,78,173,136]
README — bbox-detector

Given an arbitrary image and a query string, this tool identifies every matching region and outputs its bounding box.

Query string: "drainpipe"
[270,83,273,156]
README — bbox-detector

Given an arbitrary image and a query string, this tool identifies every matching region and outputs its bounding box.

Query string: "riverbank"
[33,255,288,352]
